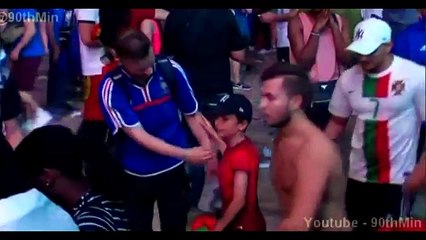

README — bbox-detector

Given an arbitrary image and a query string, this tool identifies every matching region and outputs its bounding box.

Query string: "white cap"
[346,18,392,55]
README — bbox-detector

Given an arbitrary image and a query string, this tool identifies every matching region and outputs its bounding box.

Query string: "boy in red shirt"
[203,94,266,231]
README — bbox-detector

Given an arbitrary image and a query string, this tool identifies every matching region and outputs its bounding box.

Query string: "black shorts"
[276,47,289,63]
[10,56,42,91]
[346,179,403,231]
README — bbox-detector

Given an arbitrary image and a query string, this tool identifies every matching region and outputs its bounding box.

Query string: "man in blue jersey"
[393,9,426,221]
[382,9,419,40]
[393,8,426,159]
[393,9,425,67]
[99,30,213,231]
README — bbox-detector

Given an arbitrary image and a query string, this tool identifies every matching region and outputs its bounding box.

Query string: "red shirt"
[130,9,156,30]
[217,137,266,231]
[83,59,119,121]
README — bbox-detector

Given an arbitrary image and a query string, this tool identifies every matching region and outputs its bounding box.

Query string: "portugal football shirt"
[329,56,425,184]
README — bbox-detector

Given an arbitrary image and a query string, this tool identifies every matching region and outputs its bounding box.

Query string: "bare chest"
[271,138,304,199]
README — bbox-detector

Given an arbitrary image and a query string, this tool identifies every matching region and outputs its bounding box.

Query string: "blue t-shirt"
[99,60,198,176]
[10,9,45,57]
[393,18,426,66]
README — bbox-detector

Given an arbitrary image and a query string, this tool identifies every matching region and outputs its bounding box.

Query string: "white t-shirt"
[0,188,79,231]
[361,9,383,20]
[329,56,425,185]
[276,9,290,48]
[75,9,104,76]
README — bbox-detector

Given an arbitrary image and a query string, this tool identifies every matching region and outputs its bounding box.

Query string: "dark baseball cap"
[213,94,253,123]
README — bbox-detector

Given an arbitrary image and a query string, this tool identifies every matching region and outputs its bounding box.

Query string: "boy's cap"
[346,18,392,55]
[214,94,253,123]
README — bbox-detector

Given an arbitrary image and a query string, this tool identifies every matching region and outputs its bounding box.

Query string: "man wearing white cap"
[325,18,425,231]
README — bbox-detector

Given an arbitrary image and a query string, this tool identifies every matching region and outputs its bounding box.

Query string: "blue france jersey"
[393,18,425,66]
[99,60,198,176]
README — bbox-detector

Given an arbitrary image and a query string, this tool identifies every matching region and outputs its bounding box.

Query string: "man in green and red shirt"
[326,18,425,231]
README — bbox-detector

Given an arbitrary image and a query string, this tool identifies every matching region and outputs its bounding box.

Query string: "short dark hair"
[261,63,313,110]
[14,125,85,182]
[14,125,126,200]
[114,30,152,60]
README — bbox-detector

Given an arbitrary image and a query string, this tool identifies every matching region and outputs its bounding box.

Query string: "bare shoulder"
[297,134,340,168]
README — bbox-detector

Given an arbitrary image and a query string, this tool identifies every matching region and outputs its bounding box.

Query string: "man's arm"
[404,153,426,193]
[122,126,188,160]
[215,171,248,231]
[154,9,169,21]
[76,9,103,48]
[278,147,332,231]
[10,21,36,61]
[200,115,227,153]
[185,113,211,148]
[325,116,350,140]
[140,19,154,41]
[78,22,102,48]
[325,73,352,139]
[168,60,212,149]
[260,9,299,23]
[38,20,49,54]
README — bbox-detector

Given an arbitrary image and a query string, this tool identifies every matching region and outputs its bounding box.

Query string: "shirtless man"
[259,63,349,231]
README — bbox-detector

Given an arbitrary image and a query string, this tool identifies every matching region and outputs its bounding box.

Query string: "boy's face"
[214,114,247,140]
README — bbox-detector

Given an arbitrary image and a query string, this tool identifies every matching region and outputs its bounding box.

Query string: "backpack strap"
[155,56,178,100]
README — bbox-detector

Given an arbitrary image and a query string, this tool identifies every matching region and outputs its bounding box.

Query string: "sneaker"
[33,108,53,130]
[233,82,252,91]
[257,48,274,55]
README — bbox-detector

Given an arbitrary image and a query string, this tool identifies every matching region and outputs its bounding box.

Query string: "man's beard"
[270,105,293,129]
